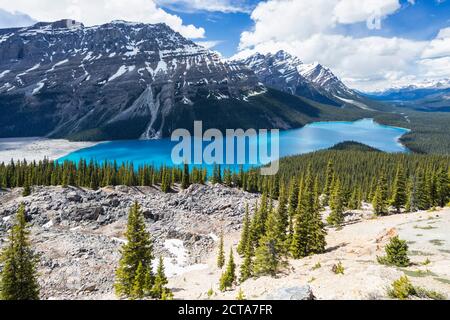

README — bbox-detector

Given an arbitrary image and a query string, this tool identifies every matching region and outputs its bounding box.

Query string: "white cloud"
[421,27,450,59]
[155,0,251,13]
[195,40,223,49]
[239,0,401,49]
[333,0,401,25]
[236,0,450,91]
[0,9,35,28]
[0,0,205,38]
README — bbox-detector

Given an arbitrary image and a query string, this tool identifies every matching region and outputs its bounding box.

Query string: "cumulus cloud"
[155,0,251,13]
[195,40,224,49]
[421,27,450,59]
[0,9,35,28]
[239,0,401,49]
[236,0,450,91]
[333,0,401,25]
[0,0,205,38]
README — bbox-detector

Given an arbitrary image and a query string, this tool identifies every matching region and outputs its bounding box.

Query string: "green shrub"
[312,262,322,270]
[388,276,416,300]
[415,288,446,300]
[332,262,345,275]
[388,276,446,300]
[377,236,410,267]
[236,288,246,300]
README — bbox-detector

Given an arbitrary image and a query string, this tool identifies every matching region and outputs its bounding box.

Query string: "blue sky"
[1,0,450,90]
[160,0,450,57]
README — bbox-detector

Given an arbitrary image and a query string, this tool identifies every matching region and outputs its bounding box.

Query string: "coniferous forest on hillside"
[1,143,449,214]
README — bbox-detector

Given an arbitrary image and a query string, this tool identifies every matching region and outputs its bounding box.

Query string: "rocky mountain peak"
[0,20,266,140]
[237,50,364,106]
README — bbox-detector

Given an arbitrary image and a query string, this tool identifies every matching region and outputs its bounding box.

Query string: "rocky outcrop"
[0,184,260,299]
[265,286,315,300]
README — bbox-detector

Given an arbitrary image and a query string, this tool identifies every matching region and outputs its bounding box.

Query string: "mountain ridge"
[0,20,382,141]
[235,50,380,111]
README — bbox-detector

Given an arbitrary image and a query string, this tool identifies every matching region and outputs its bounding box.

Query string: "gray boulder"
[265,286,315,300]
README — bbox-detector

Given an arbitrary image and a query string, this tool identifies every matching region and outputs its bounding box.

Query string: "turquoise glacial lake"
[59,119,409,171]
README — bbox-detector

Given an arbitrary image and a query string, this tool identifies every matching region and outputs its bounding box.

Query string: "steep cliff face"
[0,20,267,140]
[238,51,378,110]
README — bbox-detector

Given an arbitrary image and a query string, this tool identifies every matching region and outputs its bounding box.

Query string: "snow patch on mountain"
[32,81,45,95]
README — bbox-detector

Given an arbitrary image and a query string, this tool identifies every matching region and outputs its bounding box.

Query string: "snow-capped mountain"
[365,79,450,112]
[238,51,374,109]
[0,19,272,140]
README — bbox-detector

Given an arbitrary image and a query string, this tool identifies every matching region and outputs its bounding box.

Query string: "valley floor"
[0,137,102,163]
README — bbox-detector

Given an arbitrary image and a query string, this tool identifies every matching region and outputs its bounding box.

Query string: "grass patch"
[408,250,430,256]
[308,277,316,283]
[414,225,436,230]
[332,262,345,275]
[422,258,431,266]
[429,239,445,247]
[400,269,437,278]
[415,287,446,300]
[439,249,450,254]
[312,262,322,270]
[207,288,215,299]
[434,277,450,285]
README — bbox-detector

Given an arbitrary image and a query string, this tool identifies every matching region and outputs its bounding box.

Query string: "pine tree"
[239,240,253,282]
[237,204,250,256]
[290,172,322,258]
[372,173,388,215]
[390,166,407,213]
[130,262,147,299]
[219,249,236,291]
[253,208,281,276]
[323,160,334,206]
[275,185,288,252]
[377,236,410,267]
[0,203,40,300]
[151,256,170,299]
[311,177,327,254]
[212,164,222,184]
[251,192,269,245]
[89,170,99,190]
[22,182,31,197]
[436,168,449,207]
[405,176,417,212]
[416,169,431,210]
[181,163,190,190]
[217,232,225,269]
[224,168,232,187]
[348,188,361,210]
[327,178,345,227]
[115,202,154,299]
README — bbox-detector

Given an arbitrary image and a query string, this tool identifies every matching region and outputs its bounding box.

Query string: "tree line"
[1,148,449,214]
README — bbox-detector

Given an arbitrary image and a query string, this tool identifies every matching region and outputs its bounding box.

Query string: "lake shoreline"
[0,118,411,164]
[0,137,104,163]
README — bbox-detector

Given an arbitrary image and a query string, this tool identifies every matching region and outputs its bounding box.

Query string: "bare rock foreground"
[0,184,449,300]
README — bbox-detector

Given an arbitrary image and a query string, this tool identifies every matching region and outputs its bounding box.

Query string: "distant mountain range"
[0,20,386,141]
[363,79,450,112]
